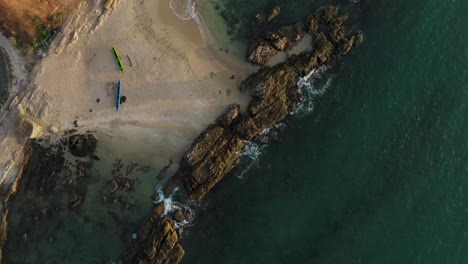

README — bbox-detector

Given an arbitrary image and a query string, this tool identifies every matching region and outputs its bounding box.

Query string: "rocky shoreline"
[0,4,363,264]
[122,5,363,264]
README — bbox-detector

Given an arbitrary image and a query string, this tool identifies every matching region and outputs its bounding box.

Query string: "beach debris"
[229,74,235,80]
[49,126,59,134]
[127,55,133,67]
[89,109,92,112]
[73,120,78,127]
[120,96,127,104]
[96,98,100,103]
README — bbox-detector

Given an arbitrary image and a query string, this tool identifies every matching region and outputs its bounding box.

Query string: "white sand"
[0,0,255,192]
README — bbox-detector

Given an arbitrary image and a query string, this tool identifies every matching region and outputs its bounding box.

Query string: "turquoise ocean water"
[181,0,468,263]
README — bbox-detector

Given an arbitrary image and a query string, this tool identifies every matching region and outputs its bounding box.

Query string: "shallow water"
[181,0,468,263]
[3,132,174,263]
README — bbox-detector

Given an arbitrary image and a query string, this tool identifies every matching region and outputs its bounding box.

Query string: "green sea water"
[181,0,468,263]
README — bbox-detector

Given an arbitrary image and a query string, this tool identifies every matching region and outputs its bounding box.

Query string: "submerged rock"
[68,134,97,157]
[267,6,281,22]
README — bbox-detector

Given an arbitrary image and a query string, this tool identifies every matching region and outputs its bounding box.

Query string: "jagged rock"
[340,36,355,55]
[247,40,279,65]
[313,32,334,63]
[247,5,355,65]
[122,207,184,264]
[267,6,281,22]
[254,13,265,23]
[317,5,339,23]
[173,209,184,222]
[305,15,319,33]
[179,123,246,200]
[217,104,241,127]
[68,134,97,157]
[107,179,118,192]
[247,22,307,65]
[354,31,365,46]
[68,191,83,209]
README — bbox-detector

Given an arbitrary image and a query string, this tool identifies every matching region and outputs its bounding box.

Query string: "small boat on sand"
[112,45,125,74]
[116,79,121,112]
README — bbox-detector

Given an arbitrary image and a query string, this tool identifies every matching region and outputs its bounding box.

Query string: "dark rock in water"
[68,191,83,210]
[68,134,97,157]
[173,209,184,222]
[317,5,339,23]
[122,207,184,264]
[340,36,355,55]
[267,6,281,22]
[355,31,365,46]
[247,5,359,65]
[107,179,119,192]
[305,15,319,33]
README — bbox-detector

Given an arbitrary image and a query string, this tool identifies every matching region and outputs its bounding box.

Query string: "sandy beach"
[0,0,254,191]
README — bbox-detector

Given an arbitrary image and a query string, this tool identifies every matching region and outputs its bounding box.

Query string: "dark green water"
[182,0,468,263]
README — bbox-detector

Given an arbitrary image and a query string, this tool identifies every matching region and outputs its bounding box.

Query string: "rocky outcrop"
[247,22,306,65]
[124,5,364,264]
[267,6,281,22]
[122,204,184,264]
[68,133,97,157]
[247,5,364,65]
[177,108,246,200]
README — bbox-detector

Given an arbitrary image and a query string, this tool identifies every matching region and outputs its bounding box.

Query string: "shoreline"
[0,0,254,262]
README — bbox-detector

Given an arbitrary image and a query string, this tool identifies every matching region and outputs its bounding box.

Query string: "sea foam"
[169,0,208,44]
[153,185,195,234]
[292,65,334,117]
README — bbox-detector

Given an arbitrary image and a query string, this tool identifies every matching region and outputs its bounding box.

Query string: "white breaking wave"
[152,185,195,234]
[169,0,196,20]
[236,141,267,179]
[292,65,334,117]
[169,0,208,49]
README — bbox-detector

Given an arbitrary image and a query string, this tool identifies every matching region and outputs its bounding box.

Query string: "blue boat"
[116,80,121,111]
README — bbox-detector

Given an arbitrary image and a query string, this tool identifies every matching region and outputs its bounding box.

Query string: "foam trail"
[169,0,208,45]
[169,0,196,20]
[292,65,333,116]
[152,185,195,234]
[236,141,267,179]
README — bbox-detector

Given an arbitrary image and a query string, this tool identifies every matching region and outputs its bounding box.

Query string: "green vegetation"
[32,16,52,48]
